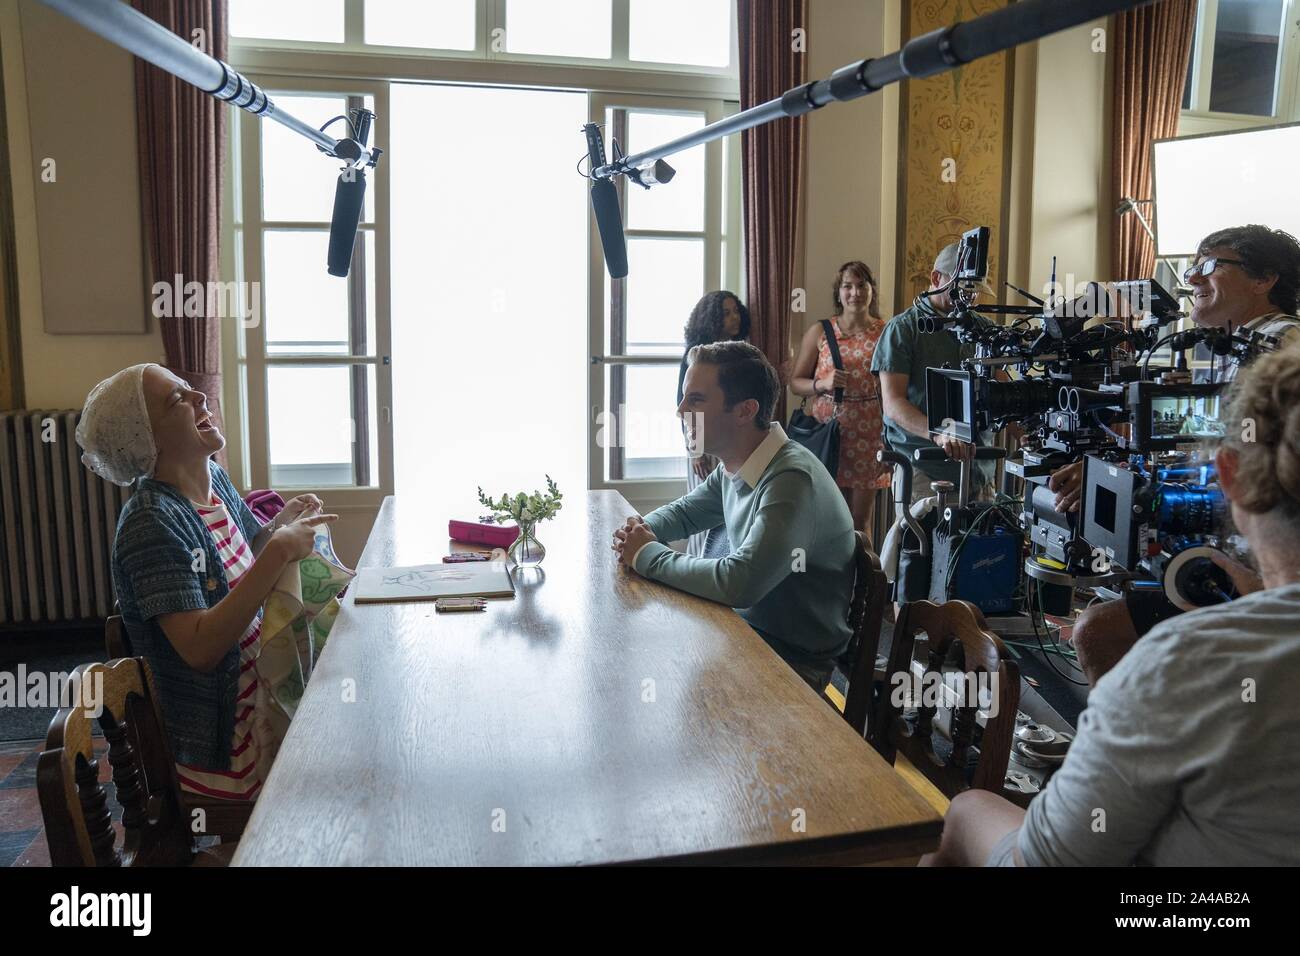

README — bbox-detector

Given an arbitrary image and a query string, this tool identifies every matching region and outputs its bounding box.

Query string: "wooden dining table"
[232,490,942,866]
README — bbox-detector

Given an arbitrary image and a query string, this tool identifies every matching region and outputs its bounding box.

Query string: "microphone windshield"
[590,178,627,278]
[328,168,367,277]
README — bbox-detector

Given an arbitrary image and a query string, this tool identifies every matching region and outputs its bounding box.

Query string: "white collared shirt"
[722,421,788,489]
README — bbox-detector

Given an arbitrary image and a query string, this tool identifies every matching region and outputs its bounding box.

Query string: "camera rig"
[889,225,1282,621]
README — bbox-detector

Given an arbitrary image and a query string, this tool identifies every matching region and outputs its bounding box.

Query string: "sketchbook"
[351,561,515,603]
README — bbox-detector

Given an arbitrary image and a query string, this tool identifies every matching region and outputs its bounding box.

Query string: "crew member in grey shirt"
[921,340,1300,866]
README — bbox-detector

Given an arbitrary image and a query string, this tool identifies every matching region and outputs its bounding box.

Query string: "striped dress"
[174,497,264,801]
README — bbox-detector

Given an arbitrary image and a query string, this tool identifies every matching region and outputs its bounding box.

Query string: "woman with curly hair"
[791,260,891,536]
[678,290,751,557]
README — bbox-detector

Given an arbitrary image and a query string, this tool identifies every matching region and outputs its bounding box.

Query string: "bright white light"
[262,231,349,351]
[262,93,375,223]
[389,84,588,504]
[1153,123,1300,258]
[268,365,353,465]
[229,0,343,43]
[365,0,476,50]
[624,238,704,353]
[630,0,731,67]
[625,111,706,232]
[506,0,611,58]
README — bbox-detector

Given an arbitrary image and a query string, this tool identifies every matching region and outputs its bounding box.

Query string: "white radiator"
[0,410,130,625]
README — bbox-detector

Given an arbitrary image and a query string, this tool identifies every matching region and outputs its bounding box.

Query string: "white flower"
[521,507,534,521]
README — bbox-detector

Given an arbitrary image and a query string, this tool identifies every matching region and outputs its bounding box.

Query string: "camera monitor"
[956,226,990,283]
[1126,382,1226,452]
[1112,278,1183,325]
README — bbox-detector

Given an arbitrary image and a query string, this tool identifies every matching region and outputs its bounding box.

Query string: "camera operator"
[923,339,1300,866]
[872,242,998,601]
[1069,224,1300,683]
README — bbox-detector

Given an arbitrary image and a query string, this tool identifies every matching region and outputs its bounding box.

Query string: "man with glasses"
[1181,225,1300,380]
[1063,225,1300,684]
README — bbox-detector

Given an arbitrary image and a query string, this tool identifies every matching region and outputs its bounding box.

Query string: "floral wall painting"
[896,0,1015,312]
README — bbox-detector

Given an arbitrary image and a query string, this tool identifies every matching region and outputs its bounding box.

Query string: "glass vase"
[508,520,547,568]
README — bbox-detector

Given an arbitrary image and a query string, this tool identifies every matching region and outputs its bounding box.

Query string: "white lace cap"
[75,363,160,486]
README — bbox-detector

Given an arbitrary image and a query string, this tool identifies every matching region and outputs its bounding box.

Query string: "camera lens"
[1158,484,1224,535]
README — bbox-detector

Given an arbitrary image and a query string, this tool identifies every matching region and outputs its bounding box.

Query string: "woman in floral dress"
[790,260,891,538]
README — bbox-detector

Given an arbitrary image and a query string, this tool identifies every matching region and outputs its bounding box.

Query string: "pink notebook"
[448,519,519,549]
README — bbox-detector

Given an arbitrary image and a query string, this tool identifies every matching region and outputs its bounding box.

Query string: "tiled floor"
[0,736,117,867]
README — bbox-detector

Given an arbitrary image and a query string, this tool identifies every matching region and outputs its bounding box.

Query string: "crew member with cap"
[871,242,997,601]
[76,364,336,800]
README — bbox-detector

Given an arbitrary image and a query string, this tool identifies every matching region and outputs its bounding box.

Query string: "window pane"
[268,364,376,488]
[1209,0,1284,115]
[365,0,476,50]
[506,0,611,58]
[623,238,704,355]
[263,231,351,355]
[263,94,376,223]
[624,111,706,232]
[230,0,344,43]
[608,364,687,480]
[630,0,731,67]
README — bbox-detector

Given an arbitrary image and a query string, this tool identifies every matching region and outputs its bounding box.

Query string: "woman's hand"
[273,494,325,530]
[815,369,848,395]
[692,454,717,480]
[271,511,338,562]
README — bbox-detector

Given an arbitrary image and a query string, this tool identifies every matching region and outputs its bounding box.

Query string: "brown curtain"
[738,0,808,422]
[1112,0,1197,280]
[133,0,228,461]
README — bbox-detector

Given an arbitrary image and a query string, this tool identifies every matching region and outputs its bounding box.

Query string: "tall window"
[224,3,740,513]
[233,84,392,502]
[588,95,741,504]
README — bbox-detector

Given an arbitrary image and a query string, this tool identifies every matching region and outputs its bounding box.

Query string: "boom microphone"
[327,168,367,278]
[584,124,628,279]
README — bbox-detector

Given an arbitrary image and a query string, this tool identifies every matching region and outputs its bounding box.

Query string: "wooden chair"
[104,612,131,659]
[841,532,889,738]
[871,599,1019,799]
[101,614,252,838]
[37,657,249,866]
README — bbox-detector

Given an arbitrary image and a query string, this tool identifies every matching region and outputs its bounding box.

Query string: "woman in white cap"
[77,364,335,800]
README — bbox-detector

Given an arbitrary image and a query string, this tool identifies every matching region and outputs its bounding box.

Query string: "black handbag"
[786,319,843,475]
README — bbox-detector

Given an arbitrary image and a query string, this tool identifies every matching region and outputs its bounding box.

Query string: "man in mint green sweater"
[612,341,857,690]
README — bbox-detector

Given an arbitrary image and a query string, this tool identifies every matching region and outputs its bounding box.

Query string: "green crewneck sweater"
[633,423,857,667]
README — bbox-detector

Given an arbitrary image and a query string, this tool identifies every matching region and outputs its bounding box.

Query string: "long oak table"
[233,491,941,865]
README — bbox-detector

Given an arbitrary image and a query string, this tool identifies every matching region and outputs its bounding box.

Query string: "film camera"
[904,225,1270,617]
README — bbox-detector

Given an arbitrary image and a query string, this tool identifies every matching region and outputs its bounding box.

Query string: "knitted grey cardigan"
[111,461,263,770]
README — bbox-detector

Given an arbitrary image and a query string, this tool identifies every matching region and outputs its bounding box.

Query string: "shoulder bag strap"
[821,319,845,405]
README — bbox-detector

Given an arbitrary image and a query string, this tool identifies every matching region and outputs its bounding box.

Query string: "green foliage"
[477,474,563,526]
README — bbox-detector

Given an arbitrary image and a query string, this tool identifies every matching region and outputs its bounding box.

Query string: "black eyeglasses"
[1183,257,1246,283]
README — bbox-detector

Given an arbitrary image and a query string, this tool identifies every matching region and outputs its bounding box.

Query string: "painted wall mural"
[896,0,1014,313]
